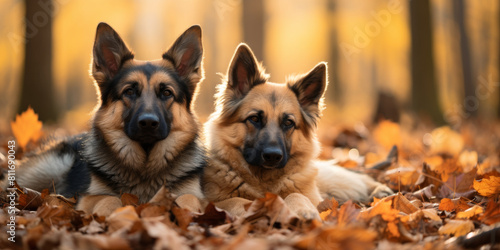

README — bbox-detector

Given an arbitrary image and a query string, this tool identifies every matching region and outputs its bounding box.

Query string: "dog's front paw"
[295,208,320,221]
[370,184,394,200]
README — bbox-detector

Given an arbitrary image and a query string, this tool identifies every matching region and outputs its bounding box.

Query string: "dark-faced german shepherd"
[8,23,206,216]
[202,44,393,219]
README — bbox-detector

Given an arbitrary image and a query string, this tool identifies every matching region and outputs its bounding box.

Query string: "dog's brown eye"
[249,115,260,123]
[284,119,295,128]
[163,89,172,97]
[124,88,135,96]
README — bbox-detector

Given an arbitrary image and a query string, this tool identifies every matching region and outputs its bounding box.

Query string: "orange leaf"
[386,221,400,238]
[360,198,399,222]
[473,175,500,197]
[479,201,500,225]
[456,205,484,219]
[438,220,474,237]
[11,107,43,149]
[438,197,471,212]
[438,198,455,212]
[295,226,376,250]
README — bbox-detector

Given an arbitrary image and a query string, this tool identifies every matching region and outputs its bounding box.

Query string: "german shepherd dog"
[7,23,206,216]
[202,44,393,219]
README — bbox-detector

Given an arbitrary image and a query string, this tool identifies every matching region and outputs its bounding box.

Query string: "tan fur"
[203,44,393,220]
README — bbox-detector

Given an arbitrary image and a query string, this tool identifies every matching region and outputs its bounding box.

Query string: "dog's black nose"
[138,113,159,130]
[262,147,283,165]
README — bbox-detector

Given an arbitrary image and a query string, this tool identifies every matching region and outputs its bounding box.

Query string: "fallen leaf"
[438,220,474,236]
[143,218,189,250]
[421,209,442,222]
[360,197,399,222]
[121,193,139,206]
[107,206,139,233]
[239,193,297,226]
[393,192,419,214]
[317,197,339,213]
[456,205,484,219]
[438,197,471,212]
[478,200,500,225]
[438,198,455,212]
[337,200,360,227]
[295,226,377,250]
[11,107,43,149]
[194,203,231,227]
[473,175,500,197]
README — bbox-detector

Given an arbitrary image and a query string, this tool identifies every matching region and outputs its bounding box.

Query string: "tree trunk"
[327,0,341,104]
[18,0,59,122]
[409,0,444,124]
[242,0,264,60]
[453,0,475,117]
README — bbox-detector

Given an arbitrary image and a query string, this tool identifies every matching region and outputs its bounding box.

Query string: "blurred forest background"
[0,0,499,132]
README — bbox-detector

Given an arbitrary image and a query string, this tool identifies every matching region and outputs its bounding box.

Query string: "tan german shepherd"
[202,44,393,219]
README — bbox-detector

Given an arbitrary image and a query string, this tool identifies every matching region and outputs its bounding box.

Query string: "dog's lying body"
[5,23,207,216]
[202,44,393,219]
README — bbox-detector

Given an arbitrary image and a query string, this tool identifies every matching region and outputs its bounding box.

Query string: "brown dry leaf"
[121,193,139,206]
[36,203,83,229]
[373,120,401,150]
[337,200,360,227]
[171,207,194,231]
[421,209,442,222]
[438,220,474,237]
[439,168,477,199]
[317,197,339,213]
[143,218,189,250]
[456,205,484,219]
[17,187,44,210]
[107,205,140,233]
[393,192,419,214]
[295,226,377,250]
[383,167,420,189]
[473,175,500,197]
[138,204,168,218]
[428,126,464,156]
[240,193,297,226]
[478,200,500,225]
[11,107,43,149]
[72,234,131,249]
[194,203,231,227]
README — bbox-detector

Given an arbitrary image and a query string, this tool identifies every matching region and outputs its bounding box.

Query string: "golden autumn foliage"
[10,107,43,149]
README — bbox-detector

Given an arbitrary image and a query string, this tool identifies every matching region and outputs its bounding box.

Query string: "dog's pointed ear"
[163,25,204,94]
[289,62,328,119]
[92,22,134,85]
[226,43,267,98]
